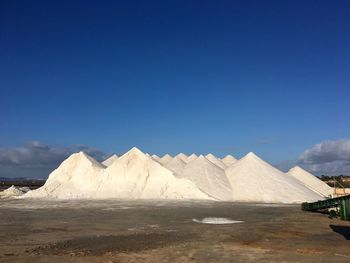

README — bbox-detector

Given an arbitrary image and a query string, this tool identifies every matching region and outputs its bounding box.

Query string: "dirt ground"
[0,199,349,263]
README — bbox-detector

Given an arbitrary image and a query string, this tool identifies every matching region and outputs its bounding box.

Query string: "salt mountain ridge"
[23,147,326,203]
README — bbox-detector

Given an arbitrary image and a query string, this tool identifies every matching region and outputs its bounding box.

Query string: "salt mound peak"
[67,151,105,168]
[175,153,188,163]
[245,152,259,159]
[205,153,227,169]
[102,154,118,166]
[164,156,186,177]
[145,153,152,158]
[126,146,144,156]
[47,151,105,173]
[151,154,160,161]
[225,152,323,203]
[221,155,237,166]
[288,165,308,174]
[187,154,198,162]
[287,166,333,197]
[239,152,268,163]
[115,147,150,163]
[98,148,210,199]
[180,155,233,201]
[159,154,173,164]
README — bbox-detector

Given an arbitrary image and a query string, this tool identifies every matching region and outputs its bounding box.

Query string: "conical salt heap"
[102,154,118,166]
[151,154,160,161]
[187,154,198,162]
[25,152,104,198]
[287,166,333,197]
[159,154,173,165]
[95,147,210,199]
[225,152,323,203]
[180,155,233,201]
[221,155,237,166]
[175,153,188,163]
[205,154,227,169]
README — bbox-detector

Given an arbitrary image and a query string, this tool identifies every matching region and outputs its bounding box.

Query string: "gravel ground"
[0,199,349,263]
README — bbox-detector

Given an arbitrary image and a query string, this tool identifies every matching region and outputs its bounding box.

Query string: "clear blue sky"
[1,0,349,165]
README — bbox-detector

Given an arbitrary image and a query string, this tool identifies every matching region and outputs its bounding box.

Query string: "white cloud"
[298,139,350,175]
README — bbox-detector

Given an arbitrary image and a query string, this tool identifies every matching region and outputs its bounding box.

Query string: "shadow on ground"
[330,225,350,240]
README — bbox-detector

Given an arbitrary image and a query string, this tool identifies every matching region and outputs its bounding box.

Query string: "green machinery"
[302,194,350,221]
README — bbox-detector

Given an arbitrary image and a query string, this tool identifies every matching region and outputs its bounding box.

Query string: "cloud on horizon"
[0,141,110,179]
[298,139,350,175]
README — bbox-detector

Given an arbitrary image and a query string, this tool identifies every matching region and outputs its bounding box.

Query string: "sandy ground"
[0,199,349,263]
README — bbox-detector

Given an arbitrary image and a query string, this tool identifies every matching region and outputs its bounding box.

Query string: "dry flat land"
[0,199,349,263]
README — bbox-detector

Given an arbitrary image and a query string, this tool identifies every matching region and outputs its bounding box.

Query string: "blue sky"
[1,1,350,177]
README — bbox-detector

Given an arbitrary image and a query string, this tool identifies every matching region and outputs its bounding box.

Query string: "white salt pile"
[180,155,233,201]
[22,147,327,204]
[25,152,105,198]
[159,154,173,165]
[205,153,227,169]
[192,218,244,224]
[164,156,187,177]
[0,185,26,198]
[287,166,333,197]
[225,152,323,203]
[175,153,188,163]
[221,155,237,166]
[102,154,118,166]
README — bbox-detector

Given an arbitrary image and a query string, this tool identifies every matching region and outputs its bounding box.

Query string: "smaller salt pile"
[159,154,173,165]
[287,166,333,197]
[225,152,323,203]
[102,154,118,167]
[180,155,233,201]
[175,153,188,163]
[221,155,237,166]
[205,154,227,169]
[0,185,26,198]
[164,156,187,177]
[192,218,244,224]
